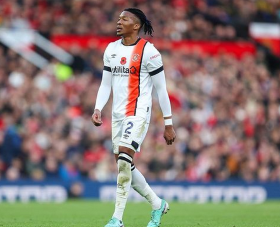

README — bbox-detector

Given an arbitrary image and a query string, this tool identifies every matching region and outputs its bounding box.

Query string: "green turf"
[0,200,279,227]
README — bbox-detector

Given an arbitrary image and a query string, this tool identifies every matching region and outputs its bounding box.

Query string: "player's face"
[117,11,138,37]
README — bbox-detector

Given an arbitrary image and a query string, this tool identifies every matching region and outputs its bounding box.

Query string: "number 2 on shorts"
[124,122,133,134]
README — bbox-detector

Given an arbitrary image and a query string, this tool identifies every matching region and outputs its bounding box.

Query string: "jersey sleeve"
[144,43,164,76]
[94,43,112,111]
[94,70,112,111]
[103,43,112,71]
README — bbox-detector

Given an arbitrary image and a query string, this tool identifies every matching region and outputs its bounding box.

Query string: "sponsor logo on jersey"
[112,66,136,75]
[120,57,126,65]
[150,54,160,60]
[111,54,117,58]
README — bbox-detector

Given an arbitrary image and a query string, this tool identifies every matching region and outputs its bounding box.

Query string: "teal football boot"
[104,217,124,227]
[147,200,169,227]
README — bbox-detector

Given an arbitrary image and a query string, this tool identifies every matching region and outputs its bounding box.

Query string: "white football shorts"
[112,115,150,154]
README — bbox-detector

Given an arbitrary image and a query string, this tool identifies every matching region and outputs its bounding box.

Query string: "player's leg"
[131,164,169,227]
[105,117,142,227]
[105,120,126,227]
[111,146,134,223]
[128,116,169,227]
[128,115,162,210]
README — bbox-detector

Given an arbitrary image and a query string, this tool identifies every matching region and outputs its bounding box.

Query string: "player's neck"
[122,35,140,46]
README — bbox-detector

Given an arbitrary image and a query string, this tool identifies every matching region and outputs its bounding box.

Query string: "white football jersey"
[103,38,164,121]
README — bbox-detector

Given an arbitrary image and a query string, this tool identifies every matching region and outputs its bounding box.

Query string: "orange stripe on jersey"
[125,38,147,116]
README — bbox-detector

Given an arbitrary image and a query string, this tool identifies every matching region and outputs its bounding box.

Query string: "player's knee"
[119,146,135,157]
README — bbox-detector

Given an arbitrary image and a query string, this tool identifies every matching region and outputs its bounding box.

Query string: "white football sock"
[131,164,161,210]
[112,153,132,221]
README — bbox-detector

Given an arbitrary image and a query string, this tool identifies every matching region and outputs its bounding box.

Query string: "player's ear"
[133,23,141,31]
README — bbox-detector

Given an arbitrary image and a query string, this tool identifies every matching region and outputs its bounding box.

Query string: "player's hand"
[91,109,103,127]
[164,125,176,145]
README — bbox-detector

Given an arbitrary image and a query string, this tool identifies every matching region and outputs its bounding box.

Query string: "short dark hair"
[124,8,154,37]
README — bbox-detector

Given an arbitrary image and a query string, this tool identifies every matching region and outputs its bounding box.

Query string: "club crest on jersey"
[120,57,126,65]
[132,53,140,62]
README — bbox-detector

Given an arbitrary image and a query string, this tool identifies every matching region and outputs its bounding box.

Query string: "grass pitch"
[0,200,279,227]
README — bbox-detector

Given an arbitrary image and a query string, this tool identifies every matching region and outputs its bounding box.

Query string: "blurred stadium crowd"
[1,0,280,183]
[1,0,280,40]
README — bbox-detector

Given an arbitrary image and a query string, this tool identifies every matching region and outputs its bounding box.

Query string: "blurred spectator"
[69,181,84,198]
[0,113,22,168]
[44,156,59,178]
[5,166,20,181]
